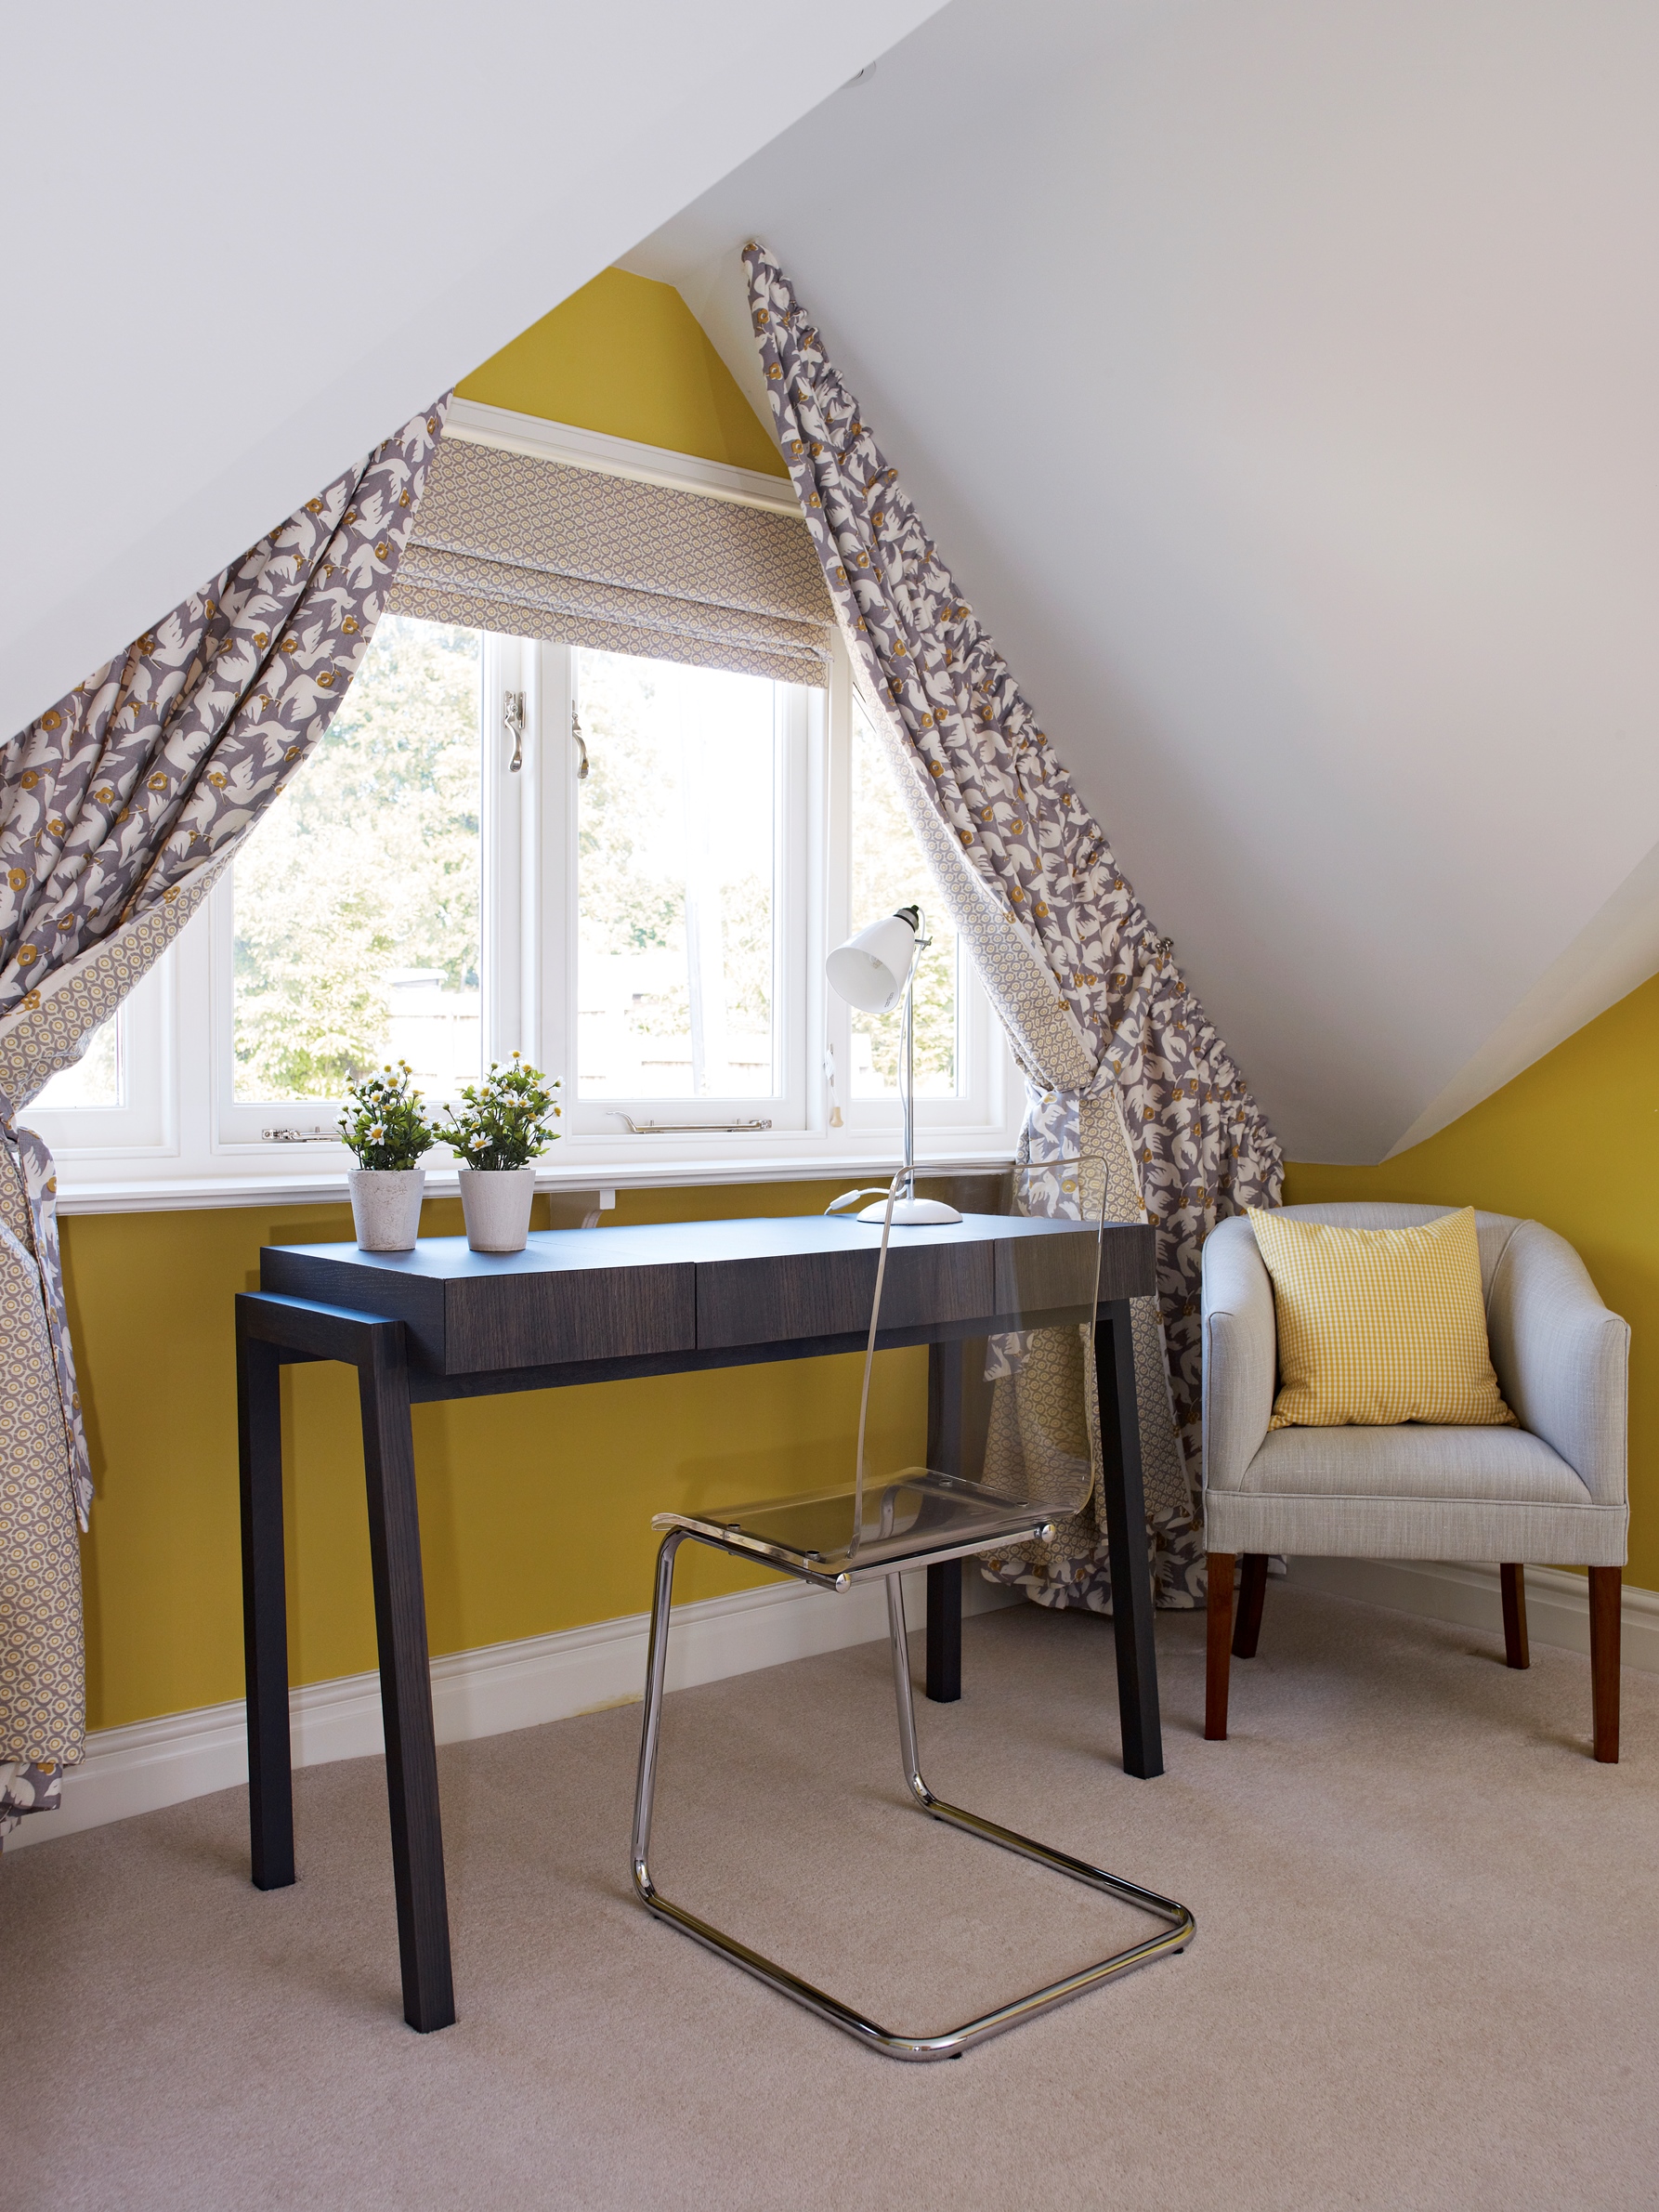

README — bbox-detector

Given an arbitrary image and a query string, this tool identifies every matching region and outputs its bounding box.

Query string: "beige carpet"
[4,1580,1657,2211]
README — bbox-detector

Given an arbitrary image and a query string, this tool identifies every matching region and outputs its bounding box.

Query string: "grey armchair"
[1201,1203,1629,1760]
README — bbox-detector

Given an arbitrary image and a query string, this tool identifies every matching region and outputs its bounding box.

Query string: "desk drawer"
[696,1240,994,1350]
[445,1263,696,1373]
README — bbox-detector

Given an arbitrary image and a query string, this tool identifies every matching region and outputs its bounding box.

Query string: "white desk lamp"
[825,904,962,1226]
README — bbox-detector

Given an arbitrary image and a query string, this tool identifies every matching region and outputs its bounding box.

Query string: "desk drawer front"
[696,1240,995,1350]
[447,1264,696,1373]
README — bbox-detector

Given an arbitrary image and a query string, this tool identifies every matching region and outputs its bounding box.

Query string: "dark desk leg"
[925,1339,964,1703]
[238,1318,294,1891]
[1095,1301,1165,1779]
[357,1330,454,2034]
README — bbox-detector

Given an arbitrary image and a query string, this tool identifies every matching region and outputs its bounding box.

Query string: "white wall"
[1,1,947,746]
[626,0,1659,1162]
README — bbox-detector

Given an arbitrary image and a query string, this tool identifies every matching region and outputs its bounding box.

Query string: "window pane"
[576,650,777,1099]
[232,615,482,1103]
[33,1015,121,1109]
[849,705,959,1096]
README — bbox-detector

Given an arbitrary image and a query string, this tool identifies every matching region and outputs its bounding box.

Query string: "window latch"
[572,704,589,781]
[610,1113,773,1135]
[261,1126,336,1144]
[503,690,527,773]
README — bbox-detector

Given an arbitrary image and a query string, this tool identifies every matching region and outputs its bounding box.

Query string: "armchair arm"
[1201,1216,1277,1496]
[1486,1221,1629,1506]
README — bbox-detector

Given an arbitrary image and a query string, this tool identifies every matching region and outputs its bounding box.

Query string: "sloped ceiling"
[0,0,946,751]
[623,0,1659,1163]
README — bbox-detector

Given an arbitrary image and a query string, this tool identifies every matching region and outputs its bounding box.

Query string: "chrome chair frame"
[630,1519,1195,2062]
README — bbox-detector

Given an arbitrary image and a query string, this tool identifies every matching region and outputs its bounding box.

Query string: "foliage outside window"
[232,616,482,1102]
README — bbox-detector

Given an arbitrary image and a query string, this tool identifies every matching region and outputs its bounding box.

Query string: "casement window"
[26,410,1016,1198]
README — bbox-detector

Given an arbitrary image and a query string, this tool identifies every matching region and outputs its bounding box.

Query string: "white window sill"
[50,1145,1018,1216]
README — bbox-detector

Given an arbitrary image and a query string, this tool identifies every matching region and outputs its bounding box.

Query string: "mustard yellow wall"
[66,1183,924,1733]
[1285,969,1659,1591]
[457,267,787,478]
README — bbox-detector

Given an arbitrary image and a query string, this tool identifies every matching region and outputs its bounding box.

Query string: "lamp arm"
[825,1185,894,1216]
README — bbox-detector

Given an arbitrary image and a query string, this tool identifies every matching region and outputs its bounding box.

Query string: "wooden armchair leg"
[1233,1553,1269,1659]
[1588,1567,1621,1764]
[1500,1564,1529,1669]
[1206,1553,1235,1741]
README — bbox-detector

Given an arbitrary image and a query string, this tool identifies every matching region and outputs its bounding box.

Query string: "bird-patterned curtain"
[0,399,449,1839]
[746,244,1283,1613]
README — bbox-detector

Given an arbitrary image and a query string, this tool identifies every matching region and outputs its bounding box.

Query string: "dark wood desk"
[236,1211,1163,2032]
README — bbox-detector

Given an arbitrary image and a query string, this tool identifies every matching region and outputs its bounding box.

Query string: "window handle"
[503,690,527,773]
[572,705,589,781]
[610,1113,773,1134]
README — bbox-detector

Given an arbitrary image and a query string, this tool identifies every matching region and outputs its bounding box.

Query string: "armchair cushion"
[1248,1205,1514,1431]
[1232,1422,1588,1504]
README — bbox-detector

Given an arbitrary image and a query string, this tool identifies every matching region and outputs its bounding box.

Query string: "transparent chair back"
[657,1158,1109,1585]
[978,1152,1112,1524]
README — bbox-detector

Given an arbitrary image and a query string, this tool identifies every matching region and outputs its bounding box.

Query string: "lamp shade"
[826,906,919,1014]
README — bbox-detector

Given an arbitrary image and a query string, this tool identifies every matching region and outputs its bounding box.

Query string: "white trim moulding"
[1289,1556,1659,1672]
[441,399,800,515]
[7,1569,1017,1850]
[52,1147,1017,1217]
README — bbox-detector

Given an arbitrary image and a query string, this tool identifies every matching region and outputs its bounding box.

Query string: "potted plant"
[339,1062,437,1251]
[440,1054,562,1253]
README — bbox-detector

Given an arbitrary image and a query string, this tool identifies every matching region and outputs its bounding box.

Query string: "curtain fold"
[0,398,449,1837]
[390,435,838,685]
[745,243,1284,1611]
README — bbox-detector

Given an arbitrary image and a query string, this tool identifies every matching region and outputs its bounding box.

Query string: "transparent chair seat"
[631,1158,1194,2060]
[655,1466,1063,1589]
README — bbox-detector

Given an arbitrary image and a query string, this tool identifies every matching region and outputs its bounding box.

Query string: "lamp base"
[855,1197,964,1226]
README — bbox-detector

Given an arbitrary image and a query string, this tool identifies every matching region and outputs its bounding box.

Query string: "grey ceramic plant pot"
[458,1164,538,1253]
[348,1167,427,1252]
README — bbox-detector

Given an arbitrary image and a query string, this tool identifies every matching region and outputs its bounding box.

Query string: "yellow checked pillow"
[1246,1206,1516,1430]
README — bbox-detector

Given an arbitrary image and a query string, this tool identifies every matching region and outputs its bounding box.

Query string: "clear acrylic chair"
[630,1158,1195,2061]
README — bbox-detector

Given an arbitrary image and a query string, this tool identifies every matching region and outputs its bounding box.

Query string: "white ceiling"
[0,0,946,751]
[624,0,1659,1162]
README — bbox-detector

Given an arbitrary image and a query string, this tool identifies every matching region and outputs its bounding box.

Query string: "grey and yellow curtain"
[0,400,449,1835]
[746,244,1283,1610]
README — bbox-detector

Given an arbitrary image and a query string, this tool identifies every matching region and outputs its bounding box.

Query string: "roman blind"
[388,434,838,686]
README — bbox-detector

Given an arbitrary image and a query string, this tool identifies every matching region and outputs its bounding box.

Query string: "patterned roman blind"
[388,435,837,686]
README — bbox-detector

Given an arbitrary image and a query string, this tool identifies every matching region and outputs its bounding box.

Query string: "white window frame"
[19,954,173,1159]
[34,405,1020,1208]
[548,640,815,1139]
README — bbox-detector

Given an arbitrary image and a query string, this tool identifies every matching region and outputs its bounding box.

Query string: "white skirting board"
[1289,1557,1659,1672]
[7,1566,1019,1851]
[19,1558,1644,1852]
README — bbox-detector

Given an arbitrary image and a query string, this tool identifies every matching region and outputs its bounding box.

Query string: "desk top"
[259,1211,1156,1379]
[267,1210,1100,1279]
